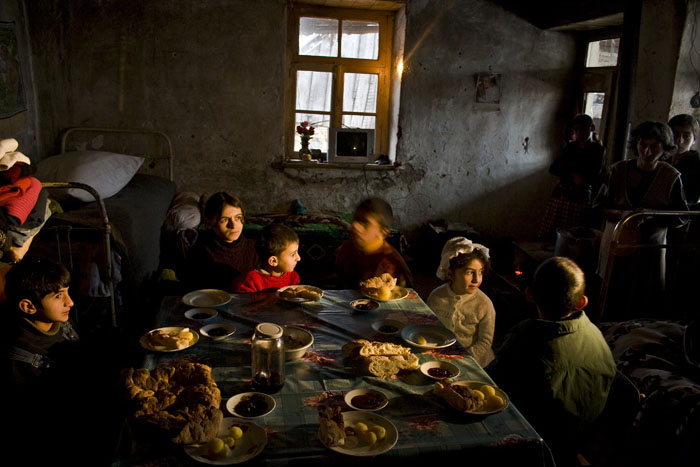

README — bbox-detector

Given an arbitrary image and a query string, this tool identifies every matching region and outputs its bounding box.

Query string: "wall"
[24,0,577,239]
[670,0,700,121]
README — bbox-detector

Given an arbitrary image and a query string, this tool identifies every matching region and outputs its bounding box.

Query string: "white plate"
[184,417,267,465]
[438,380,510,415]
[320,411,398,457]
[226,392,276,418]
[371,319,404,336]
[185,307,218,322]
[139,326,199,352]
[345,388,389,411]
[276,285,324,303]
[401,324,456,349]
[183,289,232,308]
[200,323,236,340]
[361,286,408,302]
[420,360,460,380]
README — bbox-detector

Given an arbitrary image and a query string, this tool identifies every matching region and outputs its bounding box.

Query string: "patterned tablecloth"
[118,289,553,466]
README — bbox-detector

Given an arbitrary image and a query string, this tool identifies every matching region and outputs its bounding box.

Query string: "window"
[286,5,395,162]
[580,37,620,144]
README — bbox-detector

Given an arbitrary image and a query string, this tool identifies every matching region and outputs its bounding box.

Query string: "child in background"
[427,237,495,367]
[233,223,301,293]
[184,192,258,292]
[335,197,412,289]
[486,256,616,466]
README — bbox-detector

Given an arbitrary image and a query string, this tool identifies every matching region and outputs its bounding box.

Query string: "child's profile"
[233,223,301,293]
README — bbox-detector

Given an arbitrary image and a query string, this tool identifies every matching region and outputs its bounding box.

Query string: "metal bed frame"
[39,127,173,327]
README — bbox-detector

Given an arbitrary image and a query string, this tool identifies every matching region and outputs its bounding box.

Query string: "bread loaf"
[342,339,419,378]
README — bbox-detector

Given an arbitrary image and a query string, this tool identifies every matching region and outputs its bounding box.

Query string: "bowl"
[371,319,404,336]
[226,392,276,418]
[420,360,460,380]
[344,388,389,411]
[283,325,314,360]
[184,307,218,322]
[199,323,236,340]
[350,298,380,313]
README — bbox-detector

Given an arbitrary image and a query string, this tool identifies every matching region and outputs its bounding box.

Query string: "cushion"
[36,151,144,202]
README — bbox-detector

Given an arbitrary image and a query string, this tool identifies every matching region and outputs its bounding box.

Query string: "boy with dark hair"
[335,197,412,289]
[3,258,94,463]
[185,191,258,291]
[486,256,616,466]
[233,223,301,293]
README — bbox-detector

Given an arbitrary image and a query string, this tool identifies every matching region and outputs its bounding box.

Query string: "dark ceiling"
[493,0,626,31]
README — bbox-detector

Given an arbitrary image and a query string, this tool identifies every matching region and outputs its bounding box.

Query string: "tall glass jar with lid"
[251,323,285,393]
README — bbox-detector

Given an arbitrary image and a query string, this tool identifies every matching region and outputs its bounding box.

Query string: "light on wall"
[397,59,404,77]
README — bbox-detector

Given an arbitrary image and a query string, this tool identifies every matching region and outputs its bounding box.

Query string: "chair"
[577,370,642,466]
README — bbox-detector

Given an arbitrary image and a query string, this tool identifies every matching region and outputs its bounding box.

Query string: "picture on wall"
[0,22,26,119]
[475,72,501,109]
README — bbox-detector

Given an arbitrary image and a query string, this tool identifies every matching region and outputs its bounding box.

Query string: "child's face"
[351,214,386,251]
[209,204,244,243]
[450,258,484,295]
[271,241,300,275]
[672,124,695,155]
[33,287,74,325]
[572,123,593,143]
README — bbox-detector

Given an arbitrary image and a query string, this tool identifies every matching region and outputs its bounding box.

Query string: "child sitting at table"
[184,192,258,292]
[2,258,100,463]
[427,237,495,367]
[233,223,301,293]
[486,256,616,466]
[335,197,412,289]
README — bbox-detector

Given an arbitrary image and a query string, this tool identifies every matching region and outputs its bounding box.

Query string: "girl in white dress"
[427,237,495,367]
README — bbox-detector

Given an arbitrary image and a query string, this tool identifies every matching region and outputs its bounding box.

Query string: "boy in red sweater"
[233,223,301,293]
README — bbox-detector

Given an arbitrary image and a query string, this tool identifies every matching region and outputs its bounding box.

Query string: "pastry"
[434,380,485,412]
[342,339,419,378]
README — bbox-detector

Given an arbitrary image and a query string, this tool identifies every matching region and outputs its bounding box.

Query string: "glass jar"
[251,323,285,394]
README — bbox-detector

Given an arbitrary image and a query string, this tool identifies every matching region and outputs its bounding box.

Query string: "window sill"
[272,160,400,171]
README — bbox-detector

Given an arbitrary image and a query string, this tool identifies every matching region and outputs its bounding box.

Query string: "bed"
[28,127,177,327]
[599,319,700,466]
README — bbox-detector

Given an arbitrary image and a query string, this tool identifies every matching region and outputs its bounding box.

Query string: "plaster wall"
[23,0,577,238]
[670,0,700,121]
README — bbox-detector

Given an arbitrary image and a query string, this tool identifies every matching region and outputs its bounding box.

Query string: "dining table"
[114,288,554,466]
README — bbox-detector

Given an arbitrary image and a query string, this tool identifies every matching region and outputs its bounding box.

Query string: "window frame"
[285,4,394,162]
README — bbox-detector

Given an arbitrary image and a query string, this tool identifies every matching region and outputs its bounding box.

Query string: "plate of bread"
[359,273,408,301]
[140,326,199,352]
[342,339,419,378]
[276,285,324,303]
[434,379,509,415]
[318,403,398,456]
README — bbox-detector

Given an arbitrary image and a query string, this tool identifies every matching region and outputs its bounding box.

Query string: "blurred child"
[668,114,700,209]
[233,223,301,293]
[335,197,412,289]
[486,256,616,465]
[184,192,258,291]
[427,237,495,367]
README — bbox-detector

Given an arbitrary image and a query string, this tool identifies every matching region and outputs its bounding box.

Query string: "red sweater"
[233,269,300,293]
[334,239,412,289]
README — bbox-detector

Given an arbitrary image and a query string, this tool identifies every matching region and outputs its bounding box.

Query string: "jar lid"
[255,322,283,339]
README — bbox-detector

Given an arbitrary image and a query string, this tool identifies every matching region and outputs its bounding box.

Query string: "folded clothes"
[0,177,42,225]
[7,189,50,246]
[0,138,19,156]
[0,151,31,171]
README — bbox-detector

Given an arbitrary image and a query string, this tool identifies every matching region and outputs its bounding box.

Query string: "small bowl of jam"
[350,298,380,313]
[226,392,276,418]
[371,319,404,336]
[344,388,388,411]
[184,307,218,322]
[200,323,235,341]
[420,360,460,381]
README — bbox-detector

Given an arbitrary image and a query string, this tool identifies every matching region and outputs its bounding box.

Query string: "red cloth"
[0,177,41,225]
[233,269,300,293]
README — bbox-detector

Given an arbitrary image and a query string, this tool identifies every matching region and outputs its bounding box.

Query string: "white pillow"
[36,151,144,202]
